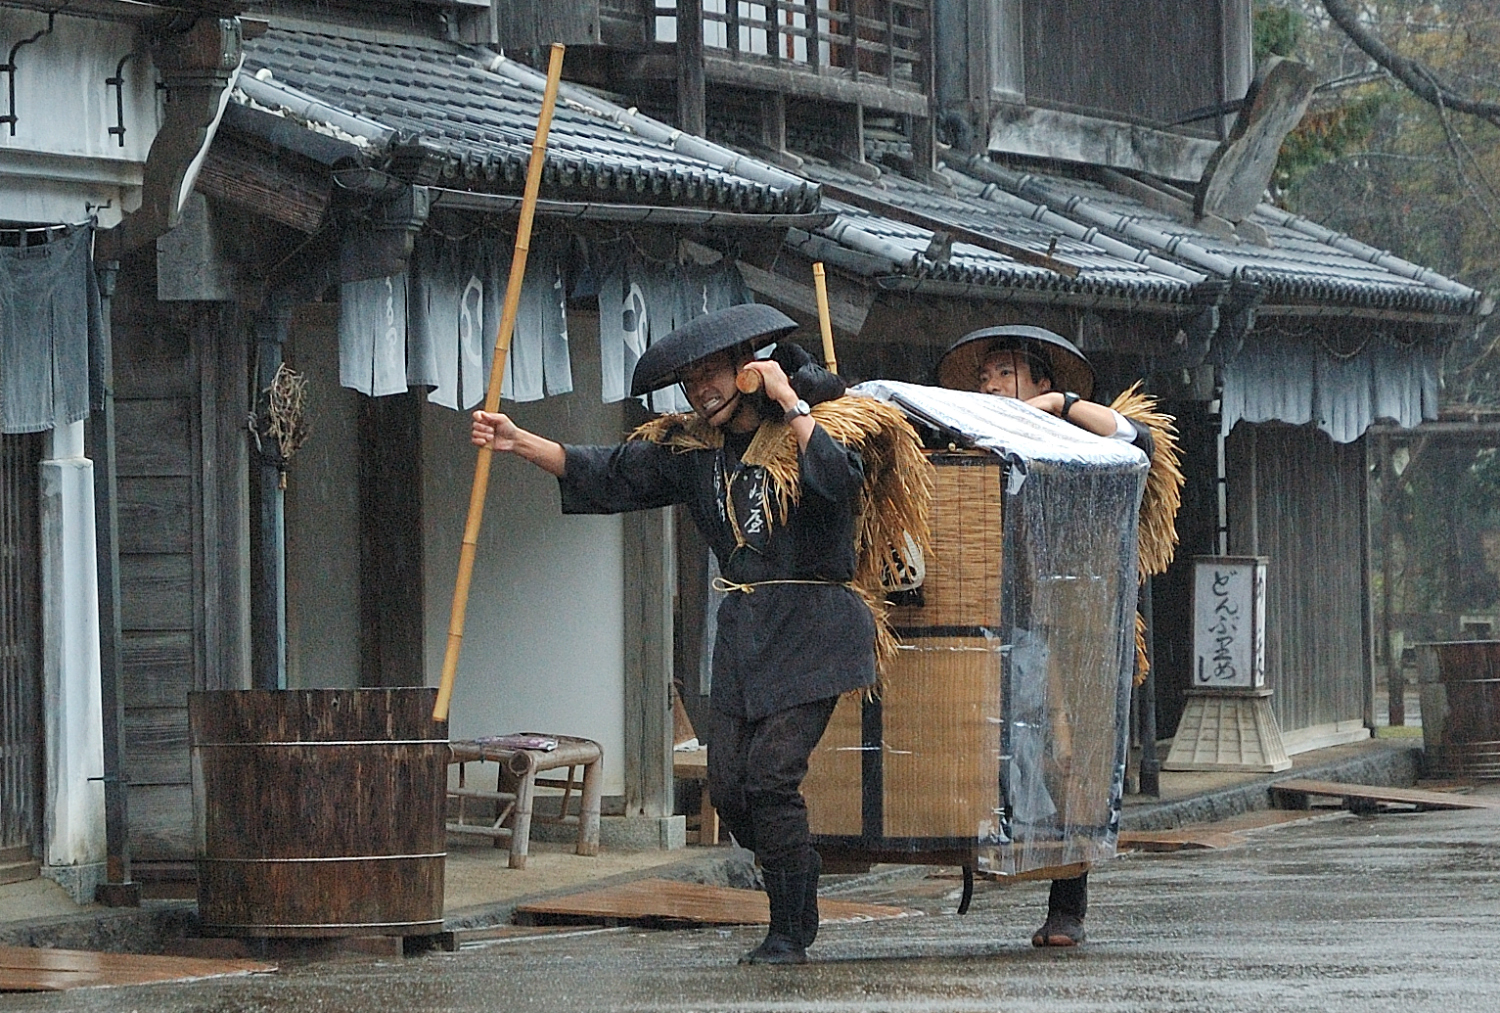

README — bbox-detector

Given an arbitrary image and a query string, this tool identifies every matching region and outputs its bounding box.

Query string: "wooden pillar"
[623,507,675,819]
[1378,435,1402,726]
[759,89,786,156]
[203,303,250,692]
[250,298,291,691]
[89,260,138,905]
[677,0,705,136]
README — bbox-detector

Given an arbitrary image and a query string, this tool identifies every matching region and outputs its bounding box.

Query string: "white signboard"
[1192,557,1267,689]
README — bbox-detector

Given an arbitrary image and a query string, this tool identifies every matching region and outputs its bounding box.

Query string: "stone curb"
[1119,741,1423,832]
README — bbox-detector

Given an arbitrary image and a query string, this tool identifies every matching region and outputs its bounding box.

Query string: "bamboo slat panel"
[882,637,1001,838]
[804,692,863,836]
[0,945,272,992]
[888,453,1003,629]
[514,878,912,927]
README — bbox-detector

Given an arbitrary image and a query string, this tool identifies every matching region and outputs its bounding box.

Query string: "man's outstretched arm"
[471,411,567,477]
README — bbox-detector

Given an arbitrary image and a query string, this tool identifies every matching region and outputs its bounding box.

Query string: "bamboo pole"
[736,262,841,396]
[434,43,566,723]
[811,262,838,375]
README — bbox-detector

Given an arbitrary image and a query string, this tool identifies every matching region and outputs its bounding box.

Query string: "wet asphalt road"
[12,800,1500,1013]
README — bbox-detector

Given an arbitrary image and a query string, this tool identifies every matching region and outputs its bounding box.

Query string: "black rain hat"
[629,303,798,397]
[934,324,1094,400]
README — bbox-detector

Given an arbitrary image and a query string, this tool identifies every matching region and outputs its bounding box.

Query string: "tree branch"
[1321,0,1500,128]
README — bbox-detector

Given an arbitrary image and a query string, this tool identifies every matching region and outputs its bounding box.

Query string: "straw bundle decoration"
[1109,382,1184,582]
[1109,381,1185,684]
[631,395,934,675]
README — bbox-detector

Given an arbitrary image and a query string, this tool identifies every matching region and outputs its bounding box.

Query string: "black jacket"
[559,421,876,720]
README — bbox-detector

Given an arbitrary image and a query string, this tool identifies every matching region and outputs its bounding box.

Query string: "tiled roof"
[978,166,1483,318]
[795,162,1203,308]
[238,25,820,216]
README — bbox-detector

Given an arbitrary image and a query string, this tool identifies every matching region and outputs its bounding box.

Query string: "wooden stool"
[447,734,603,869]
[672,747,720,845]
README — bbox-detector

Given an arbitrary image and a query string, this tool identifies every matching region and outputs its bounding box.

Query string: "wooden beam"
[676,0,705,136]
[194,139,330,235]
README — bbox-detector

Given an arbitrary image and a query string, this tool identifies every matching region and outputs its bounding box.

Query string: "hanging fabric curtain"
[342,232,572,406]
[596,252,751,412]
[1219,326,1441,443]
[0,224,99,435]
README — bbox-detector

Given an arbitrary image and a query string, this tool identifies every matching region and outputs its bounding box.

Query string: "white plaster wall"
[422,311,631,797]
[0,10,161,227]
[284,307,362,690]
[38,421,105,880]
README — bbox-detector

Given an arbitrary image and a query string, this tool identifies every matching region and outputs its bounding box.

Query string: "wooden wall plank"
[122,631,194,709]
[1022,0,1224,132]
[123,709,191,786]
[117,476,192,554]
[125,784,194,861]
[119,555,193,631]
[116,401,193,477]
[116,357,192,400]
[1228,424,1367,733]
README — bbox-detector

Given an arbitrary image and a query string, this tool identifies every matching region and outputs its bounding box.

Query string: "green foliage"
[1275,91,1388,190]
[1254,3,1303,62]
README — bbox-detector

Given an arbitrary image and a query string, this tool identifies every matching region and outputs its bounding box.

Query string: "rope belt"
[711,577,850,595]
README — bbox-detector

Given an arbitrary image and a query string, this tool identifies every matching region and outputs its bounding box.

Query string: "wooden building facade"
[42,0,1484,887]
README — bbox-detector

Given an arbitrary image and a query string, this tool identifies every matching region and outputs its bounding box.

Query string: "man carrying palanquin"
[472,303,930,965]
[935,324,1182,948]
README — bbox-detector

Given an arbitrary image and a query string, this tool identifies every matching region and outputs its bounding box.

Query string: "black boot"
[1032,872,1088,947]
[741,867,809,965]
[798,851,821,948]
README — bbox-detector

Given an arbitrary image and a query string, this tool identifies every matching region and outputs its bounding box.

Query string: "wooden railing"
[656,0,929,94]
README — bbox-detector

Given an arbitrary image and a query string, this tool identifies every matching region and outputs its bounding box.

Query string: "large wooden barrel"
[1418,641,1500,778]
[189,688,448,937]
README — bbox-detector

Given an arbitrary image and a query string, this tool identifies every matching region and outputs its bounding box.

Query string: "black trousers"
[1049,871,1088,918]
[706,696,838,874]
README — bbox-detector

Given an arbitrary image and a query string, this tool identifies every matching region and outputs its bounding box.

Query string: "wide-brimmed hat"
[934,324,1094,399]
[629,303,798,397]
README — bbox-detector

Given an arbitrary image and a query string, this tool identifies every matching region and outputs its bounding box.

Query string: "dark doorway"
[1,432,43,873]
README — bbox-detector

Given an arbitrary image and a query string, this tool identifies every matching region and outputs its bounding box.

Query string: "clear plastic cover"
[809,382,1147,875]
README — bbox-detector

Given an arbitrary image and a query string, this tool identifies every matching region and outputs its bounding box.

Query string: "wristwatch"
[1059,391,1081,421]
[783,398,812,423]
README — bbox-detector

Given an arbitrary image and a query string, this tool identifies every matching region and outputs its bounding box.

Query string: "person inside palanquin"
[472,303,929,965]
[935,324,1182,948]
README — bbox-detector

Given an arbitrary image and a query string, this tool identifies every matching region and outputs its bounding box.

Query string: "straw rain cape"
[1109,382,1185,684]
[630,395,934,676]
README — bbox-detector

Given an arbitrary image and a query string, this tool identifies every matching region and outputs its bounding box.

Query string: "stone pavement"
[0,737,1423,955]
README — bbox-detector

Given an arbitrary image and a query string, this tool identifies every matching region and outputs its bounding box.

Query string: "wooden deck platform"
[514,878,914,928]
[1271,779,1499,813]
[0,945,273,992]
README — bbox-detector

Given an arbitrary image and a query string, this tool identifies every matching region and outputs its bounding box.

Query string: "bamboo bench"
[447,734,603,869]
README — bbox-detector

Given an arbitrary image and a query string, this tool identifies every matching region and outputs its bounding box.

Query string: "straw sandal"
[1031,912,1086,947]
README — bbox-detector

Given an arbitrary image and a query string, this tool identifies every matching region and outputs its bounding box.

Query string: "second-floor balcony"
[651,0,931,115]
